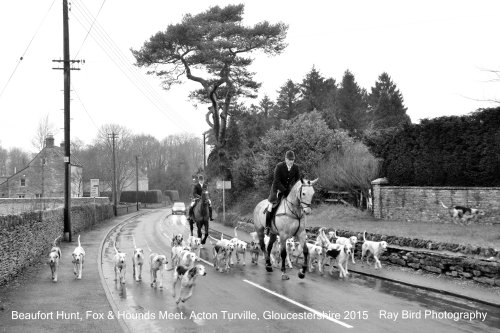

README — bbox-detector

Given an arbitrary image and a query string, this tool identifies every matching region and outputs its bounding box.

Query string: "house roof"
[0,145,83,186]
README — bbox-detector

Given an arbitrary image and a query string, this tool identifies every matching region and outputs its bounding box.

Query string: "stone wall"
[0,197,110,215]
[371,184,500,223]
[0,204,114,285]
[318,228,500,287]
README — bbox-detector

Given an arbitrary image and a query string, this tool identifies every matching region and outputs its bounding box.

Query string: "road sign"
[90,179,99,197]
[216,181,231,223]
[216,181,231,189]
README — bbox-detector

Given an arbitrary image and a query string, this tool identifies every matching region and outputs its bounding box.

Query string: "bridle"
[285,183,314,220]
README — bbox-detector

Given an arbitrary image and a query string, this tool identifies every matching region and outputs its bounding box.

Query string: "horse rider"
[264,150,301,236]
[188,174,214,222]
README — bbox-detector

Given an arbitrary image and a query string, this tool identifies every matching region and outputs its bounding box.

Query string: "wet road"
[101,208,500,333]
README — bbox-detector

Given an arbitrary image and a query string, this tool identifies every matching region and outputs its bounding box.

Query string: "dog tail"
[114,241,119,255]
[363,231,367,242]
[53,235,61,247]
[234,226,238,239]
[333,230,338,239]
[77,234,81,247]
[440,201,448,209]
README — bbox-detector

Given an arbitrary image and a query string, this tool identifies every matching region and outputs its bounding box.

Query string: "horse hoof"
[298,271,305,279]
[282,274,289,280]
[266,265,273,272]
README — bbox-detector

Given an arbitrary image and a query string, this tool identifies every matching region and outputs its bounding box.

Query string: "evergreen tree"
[335,70,367,134]
[273,79,301,121]
[367,72,410,129]
[300,66,331,113]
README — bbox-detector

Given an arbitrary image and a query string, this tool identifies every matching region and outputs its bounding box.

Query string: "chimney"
[45,134,55,148]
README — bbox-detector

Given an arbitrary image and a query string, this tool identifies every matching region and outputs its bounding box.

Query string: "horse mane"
[287,179,303,202]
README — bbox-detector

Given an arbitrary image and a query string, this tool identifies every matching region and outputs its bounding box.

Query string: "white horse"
[253,178,318,280]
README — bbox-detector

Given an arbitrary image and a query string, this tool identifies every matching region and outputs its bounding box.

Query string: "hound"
[186,235,202,260]
[171,234,184,247]
[149,252,168,289]
[209,235,234,272]
[249,232,261,264]
[440,201,485,224]
[306,242,323,273]
[321,243,351,278]
[172,264,207,304]
[316,228,350,277]
[171,245,190,268]
[131,236,144,282]
[334,230,358,264]
[361,231,387,269]
[48,236,62,282]
[229,227,248,266]
[113,242,127,284]
[285,238,296,269]
[71,235,86,280]
[178,248,197,268]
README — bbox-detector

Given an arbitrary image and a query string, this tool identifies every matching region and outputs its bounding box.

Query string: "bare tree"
[32,114,57,151]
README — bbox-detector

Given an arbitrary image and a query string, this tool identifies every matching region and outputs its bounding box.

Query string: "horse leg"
[196,220,203,240]
[298,232,309,279]
[266,234,277,272]
[280,242,289,280]
[202,220,209,245]
[189,220,194,236]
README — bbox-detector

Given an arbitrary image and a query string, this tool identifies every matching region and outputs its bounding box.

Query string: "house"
[0,135,83,198]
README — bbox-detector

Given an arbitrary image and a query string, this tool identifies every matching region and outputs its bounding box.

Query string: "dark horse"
[191,190,210,245]
[253,178,318,280]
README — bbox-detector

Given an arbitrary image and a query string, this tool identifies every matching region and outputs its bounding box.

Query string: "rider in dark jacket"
[265,150,300,235]
[188,175,214,221]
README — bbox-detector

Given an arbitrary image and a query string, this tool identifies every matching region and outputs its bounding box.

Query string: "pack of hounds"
[47,235,86,283]
[47,227,388,304]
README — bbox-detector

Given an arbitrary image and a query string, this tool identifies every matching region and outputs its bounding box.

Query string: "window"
[35,193,42,198]
[18,194,25,198]
[20,178,26,187]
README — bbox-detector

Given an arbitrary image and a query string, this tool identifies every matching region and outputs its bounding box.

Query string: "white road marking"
[243,279,353,329]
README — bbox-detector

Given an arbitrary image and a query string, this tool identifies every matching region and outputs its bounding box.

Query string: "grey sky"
[1,0,499,153]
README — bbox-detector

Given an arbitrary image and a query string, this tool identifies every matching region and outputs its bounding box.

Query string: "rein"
[276,184,314,236]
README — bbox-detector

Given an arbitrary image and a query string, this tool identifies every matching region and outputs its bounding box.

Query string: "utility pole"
[52,0,84,242]
[136,155,139,211]
[108,132,119,216]
[203,132,206,172]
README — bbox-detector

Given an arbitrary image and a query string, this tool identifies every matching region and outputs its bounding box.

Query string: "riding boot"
[264,211,272,236]
[209,206,214,221]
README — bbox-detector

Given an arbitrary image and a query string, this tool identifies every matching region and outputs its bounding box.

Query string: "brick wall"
[371,185,500,223]
[0,203,114,285]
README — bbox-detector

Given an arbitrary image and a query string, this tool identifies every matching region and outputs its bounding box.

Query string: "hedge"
[365,107,500,186]
[120,190,163,203]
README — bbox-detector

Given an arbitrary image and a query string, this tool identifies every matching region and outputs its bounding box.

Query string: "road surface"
[100,208,500,333]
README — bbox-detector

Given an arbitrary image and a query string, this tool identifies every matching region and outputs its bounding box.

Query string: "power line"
[71,83,100,131]
[74,0,107,58]
[70,0,193,132]
[0,0,56,100]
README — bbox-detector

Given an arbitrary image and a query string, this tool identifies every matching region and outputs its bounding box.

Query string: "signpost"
[90,179,100,198]
[216,181,231,223]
